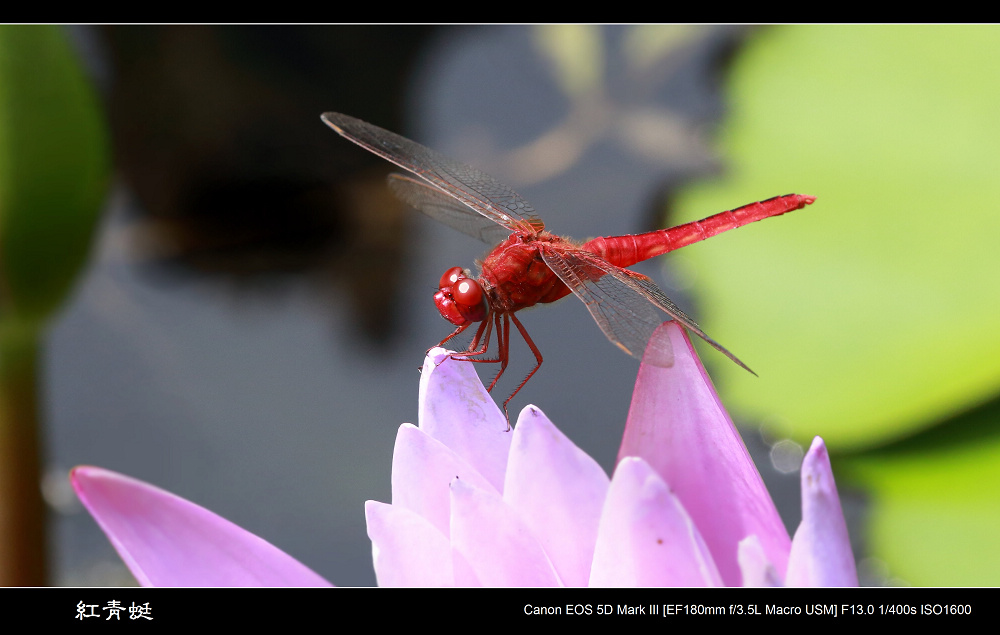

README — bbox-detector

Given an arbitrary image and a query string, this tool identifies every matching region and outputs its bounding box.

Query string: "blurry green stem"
[0,324,45,585]
[0,25,110,586]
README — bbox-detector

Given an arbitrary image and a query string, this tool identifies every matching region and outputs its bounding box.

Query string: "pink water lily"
[72,321,857,586]
[373,322,856,586]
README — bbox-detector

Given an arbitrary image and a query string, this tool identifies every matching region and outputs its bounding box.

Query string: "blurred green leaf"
[0,25,108,585]
[0,26,110,331]
[674,26,1000,450]
[840,398,1000,585]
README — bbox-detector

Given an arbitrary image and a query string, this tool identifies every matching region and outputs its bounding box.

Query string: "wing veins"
[540,247,754,373]
[387,174,513,245]
[322,112,543,235]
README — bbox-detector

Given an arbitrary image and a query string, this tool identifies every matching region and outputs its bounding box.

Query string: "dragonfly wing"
[322,112,544,236]
[387,174,513,245]
[539,247,755,373]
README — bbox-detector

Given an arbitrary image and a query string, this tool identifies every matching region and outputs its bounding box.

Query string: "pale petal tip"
[424,347,451,368]
[70,465,90,486]
[70,465,100,505]
[71,465,147,501]
[515,404,545,424]
[642,322,676,368]
[71,464,105,482]
[807,436,829,459]
[802,437,834,493]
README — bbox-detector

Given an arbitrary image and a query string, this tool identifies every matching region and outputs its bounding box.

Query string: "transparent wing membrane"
[540,247,753,373]
[322,112,544,236]
[387,174,513,245]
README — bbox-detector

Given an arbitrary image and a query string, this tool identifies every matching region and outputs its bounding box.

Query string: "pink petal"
[785,438,858,586]
[589,457,722,586]
[449,478,561,586]
[389,423,501,539]
[419,348,511,492]
[365,501,454,587]
[503,405,610,587]
[617,322,790,586]
[71,466,331,587]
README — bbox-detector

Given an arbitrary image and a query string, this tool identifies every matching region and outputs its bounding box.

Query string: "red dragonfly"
[322,112,814,421]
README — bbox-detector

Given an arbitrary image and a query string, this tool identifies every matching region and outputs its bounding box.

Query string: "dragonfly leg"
[436,322,473,349]
[426,322,474,369]
[469,316,491,354]
[451,312,505,364]
[499,313,543,430]
[434,319,497,370]
[449,317,491,356]
[485,313,511,393]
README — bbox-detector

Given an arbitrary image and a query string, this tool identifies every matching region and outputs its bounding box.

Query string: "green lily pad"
[674,25,1000,450]
[839,399,1000,585]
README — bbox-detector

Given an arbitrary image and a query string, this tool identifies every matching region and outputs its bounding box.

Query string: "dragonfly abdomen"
[583,193,815,268]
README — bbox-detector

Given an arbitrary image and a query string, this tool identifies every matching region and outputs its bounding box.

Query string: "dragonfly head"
[435,266,488,325]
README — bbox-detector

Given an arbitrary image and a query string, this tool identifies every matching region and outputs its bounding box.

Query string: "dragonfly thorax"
[434,266,488,326]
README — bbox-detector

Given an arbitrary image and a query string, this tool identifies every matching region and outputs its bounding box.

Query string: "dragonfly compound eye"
[433,268,488,325]
[452,278,487,322]
[439,266,465,290]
